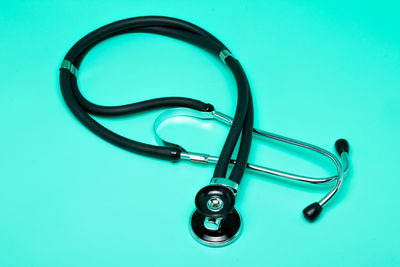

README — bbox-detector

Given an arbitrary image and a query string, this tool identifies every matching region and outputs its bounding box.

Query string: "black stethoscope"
[60,16,351,247]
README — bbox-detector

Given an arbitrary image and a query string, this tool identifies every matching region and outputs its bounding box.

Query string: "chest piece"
[190,184,241,247]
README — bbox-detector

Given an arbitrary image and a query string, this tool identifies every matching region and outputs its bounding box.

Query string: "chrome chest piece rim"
[189,209,242,247]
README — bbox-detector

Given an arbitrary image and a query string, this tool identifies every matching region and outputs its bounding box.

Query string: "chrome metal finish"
[204,217,222,231]
[180,151,338,184]
[153,108,214,151]
[180,152,211,163]
[180,152,219,164]
[219,50,232,64]
[245,163,336,184]
[210,177,239,193]
[189,210,242,247]
[319,152,349,206]
[154,108,348,185]
[154,107,351,208]
[212,110,233,124]
[60,60,78,77]
[213,111,348,206]
[207,197,224,212]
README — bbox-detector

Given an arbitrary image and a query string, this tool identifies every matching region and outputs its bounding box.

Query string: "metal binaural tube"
[180,151,338,184]
[212,111,349,207]
[157,108,351,220]
[157,108,349,187]
[211,111,349,187]
[319,152,349,206]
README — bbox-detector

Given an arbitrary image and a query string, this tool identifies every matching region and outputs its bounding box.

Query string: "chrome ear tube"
[153,107,351,239]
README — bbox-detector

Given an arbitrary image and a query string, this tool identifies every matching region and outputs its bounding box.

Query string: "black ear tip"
[335,139,350,155]
[303,202,322,222]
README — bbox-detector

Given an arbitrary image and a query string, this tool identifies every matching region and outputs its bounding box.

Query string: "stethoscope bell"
[194,184,235,218]
[190,208,241,247]
[190,183,241,247]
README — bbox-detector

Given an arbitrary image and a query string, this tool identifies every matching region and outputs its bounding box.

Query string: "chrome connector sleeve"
[60,60,79,77]
[180,152,218,164]
[219,50,233,64]
[210,177,239,194]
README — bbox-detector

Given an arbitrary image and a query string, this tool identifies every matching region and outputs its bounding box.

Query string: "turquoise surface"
[1,1,399,266]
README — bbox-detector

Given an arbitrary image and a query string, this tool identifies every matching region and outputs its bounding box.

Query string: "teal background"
[1,1,399,266]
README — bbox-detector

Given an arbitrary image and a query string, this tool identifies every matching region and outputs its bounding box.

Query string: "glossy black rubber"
[303,202,323,222]
[335,139,350,155]
[60,16,254,180]
[190,208,241,246]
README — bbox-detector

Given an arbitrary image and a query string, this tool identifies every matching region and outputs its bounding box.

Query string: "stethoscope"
[60,16,351,247]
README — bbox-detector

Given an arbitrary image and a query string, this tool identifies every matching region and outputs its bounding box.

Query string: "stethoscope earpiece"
[303,202,323,222]
[335,139,350,155]
[302,139,349,222]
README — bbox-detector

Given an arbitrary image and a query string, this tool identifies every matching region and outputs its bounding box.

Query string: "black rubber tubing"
[59,16,254,182]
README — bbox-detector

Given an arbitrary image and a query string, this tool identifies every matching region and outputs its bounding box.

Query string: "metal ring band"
[60,60,79,77]
[210,177,239,194]
[219,50,233,64]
